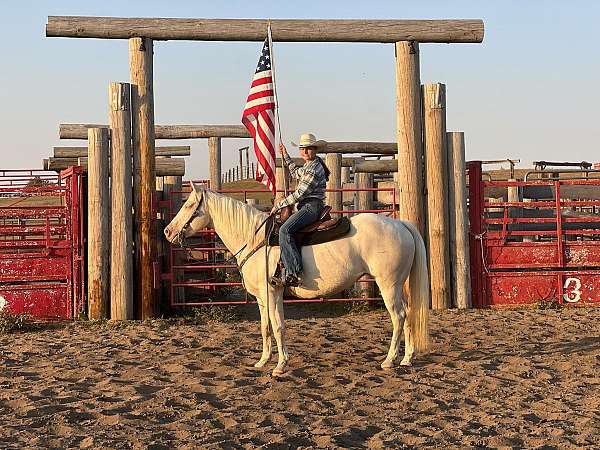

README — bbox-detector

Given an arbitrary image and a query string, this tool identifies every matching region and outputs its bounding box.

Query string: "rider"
[270,133,330,287]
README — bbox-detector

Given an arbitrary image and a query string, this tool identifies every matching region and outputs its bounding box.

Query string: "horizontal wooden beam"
[353,159,397,173]
[46,17,484,43]
[44,157,185,176]
[54,145,191,158]
[320,142,397,155]
[59,123,250,139]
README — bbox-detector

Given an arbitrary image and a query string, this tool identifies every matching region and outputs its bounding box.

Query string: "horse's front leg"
[254,298,272,368]
[268,288,289,376]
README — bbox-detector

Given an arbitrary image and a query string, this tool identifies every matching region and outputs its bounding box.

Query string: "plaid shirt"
[276,153,327,209]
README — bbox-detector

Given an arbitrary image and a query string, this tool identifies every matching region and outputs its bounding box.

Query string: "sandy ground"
[1,305,599,449]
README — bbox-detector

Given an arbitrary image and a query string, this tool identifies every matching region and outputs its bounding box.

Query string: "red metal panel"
[0,285,69,319]
[0,168,84,320]
[487,271,600,306]
[468,165,600,307]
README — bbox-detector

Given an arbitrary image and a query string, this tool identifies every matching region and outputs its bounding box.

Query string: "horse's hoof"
[254,359,268,368]
[381,360,395,370]
[399,358,413,367]
[271,364,288,377]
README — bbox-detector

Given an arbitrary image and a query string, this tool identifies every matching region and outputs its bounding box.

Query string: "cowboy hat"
[291,133,327,149]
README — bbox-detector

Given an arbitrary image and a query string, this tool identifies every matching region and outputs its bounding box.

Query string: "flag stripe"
[241,38,277,195]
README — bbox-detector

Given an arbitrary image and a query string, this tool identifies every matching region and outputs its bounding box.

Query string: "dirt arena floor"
[1,305,599,449]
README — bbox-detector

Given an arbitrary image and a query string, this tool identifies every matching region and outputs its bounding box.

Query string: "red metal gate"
[468,161,600,307]
[0,168,85,319]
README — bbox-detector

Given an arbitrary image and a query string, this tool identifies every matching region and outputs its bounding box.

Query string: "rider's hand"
[279,143,287,157]
[270,205,279,215]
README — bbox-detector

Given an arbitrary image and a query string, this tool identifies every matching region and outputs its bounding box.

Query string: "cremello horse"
[164,183,429,376]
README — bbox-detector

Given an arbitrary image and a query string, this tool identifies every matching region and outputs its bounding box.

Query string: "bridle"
[172,192,274,271]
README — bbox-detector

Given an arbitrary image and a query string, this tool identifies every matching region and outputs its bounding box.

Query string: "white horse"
[164,183,429,376]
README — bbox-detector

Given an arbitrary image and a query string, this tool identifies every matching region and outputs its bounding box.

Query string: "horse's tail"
[402,221,430,354]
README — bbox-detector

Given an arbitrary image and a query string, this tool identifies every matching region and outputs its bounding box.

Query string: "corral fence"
[0,168,85,319]
[467,161,600,307]
[160,182,397,307]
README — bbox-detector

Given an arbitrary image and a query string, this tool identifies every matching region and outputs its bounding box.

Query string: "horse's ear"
[190,181,203,203]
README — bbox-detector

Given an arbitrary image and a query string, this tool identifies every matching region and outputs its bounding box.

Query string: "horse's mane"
[203,189,270,250]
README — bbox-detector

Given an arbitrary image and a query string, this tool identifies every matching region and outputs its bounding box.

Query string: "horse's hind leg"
[378,281,407,369]
[254,299,272,368]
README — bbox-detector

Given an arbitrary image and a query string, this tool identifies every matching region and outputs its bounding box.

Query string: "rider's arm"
[276,166,319,209]
[283,152,302,179]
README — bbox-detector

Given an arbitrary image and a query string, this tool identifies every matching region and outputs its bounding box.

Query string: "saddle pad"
[268,216,351,247]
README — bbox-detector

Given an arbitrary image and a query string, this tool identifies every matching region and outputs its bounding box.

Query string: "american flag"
[241,38,276,194]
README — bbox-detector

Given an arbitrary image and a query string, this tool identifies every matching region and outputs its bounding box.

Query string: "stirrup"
[270,262,285,287]
[285,274,301,287]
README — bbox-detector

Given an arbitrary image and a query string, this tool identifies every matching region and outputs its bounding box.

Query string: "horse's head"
[164,182,212,245]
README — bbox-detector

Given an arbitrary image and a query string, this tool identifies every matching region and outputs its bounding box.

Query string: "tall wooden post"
[87,127,110,320]
[129,37,157,319]
[354,172,374,298]
[325,153,342,216]
[423,83,451,310]
[208,137,222,191]
[447,131,471,309]
[109,82,134,320]
[395,41,425,237]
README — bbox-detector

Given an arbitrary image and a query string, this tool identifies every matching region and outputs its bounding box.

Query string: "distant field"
[0,196,64,207]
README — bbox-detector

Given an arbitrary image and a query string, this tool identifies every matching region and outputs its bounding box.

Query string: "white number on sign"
[563,277,582,303]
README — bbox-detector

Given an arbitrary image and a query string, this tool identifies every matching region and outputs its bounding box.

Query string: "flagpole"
[267,21,289,196]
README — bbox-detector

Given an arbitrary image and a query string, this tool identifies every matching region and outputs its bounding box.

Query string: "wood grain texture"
[353,160,397,174]
[423,83,451,310]
[47,17,484,43]
[395,41,425,238]
[109,82,134,320]
[208,137,222,191]
[325,153,342,216]
[59,123,250,139]
[54,145,190,158]
[87,128,110,320]
[130,37,157,320]
[354,172,374,298]
[446,132,471,309]
[319,142,397,155]
[47,157,185,176]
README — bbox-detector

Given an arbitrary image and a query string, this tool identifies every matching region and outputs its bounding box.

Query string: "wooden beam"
[319,142,397,155]
[446,132,471,309]
[45,156,185,176]
[423,83,451,310]
[208,137,221,191]
[353,160,397,174]
[396,41,425,238]
[130,37,157,320]
[109,82,134,321]
[59,123,250,139]
[47,17,484,43]
[54,145,191,158]
[87,128,110,320]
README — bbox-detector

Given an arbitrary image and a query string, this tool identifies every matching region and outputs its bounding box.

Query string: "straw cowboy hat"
[291,133,327,149]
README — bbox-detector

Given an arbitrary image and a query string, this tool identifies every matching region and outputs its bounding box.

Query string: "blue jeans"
[279,199,323,278]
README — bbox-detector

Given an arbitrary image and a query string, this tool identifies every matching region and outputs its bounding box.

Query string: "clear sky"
[1,1,598,179]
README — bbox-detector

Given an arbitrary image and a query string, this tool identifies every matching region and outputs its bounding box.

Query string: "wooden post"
[130,37,157,319]
[395,41,425,237]
[354,172,374,298]
[245,147,250,178]
[423,83,451,310]
[109,82,134,320]
[164,176,184,304]
[341,167,350,184]
[446,132,471,309]
[87,127,110,320]
[325,153,342,216]
[208,137,222,191]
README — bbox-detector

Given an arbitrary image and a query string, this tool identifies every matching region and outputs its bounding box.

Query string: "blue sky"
[1,1,599,178]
